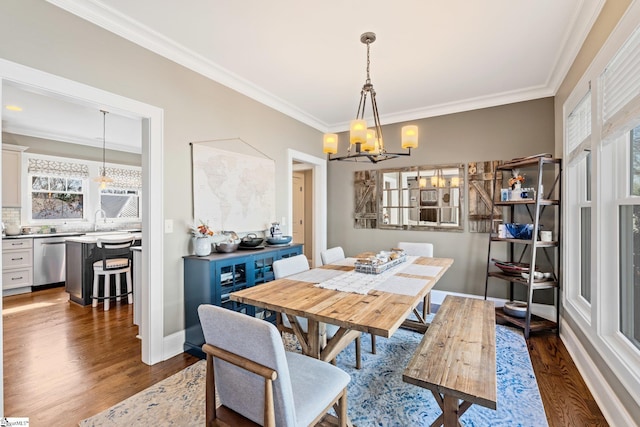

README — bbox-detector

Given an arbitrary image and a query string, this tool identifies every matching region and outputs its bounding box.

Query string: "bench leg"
[430,391,474,427]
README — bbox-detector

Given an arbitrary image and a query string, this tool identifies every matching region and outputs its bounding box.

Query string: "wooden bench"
[403,295,496,427]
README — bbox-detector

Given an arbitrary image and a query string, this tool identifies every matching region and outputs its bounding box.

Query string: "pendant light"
[323,32,419,163]
[94,109,113,189]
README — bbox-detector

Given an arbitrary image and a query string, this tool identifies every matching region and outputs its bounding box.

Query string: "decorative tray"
[355,253,407,275]
[491,258,531,276]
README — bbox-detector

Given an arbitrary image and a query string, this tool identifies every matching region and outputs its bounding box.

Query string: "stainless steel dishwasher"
[33,236,68,287]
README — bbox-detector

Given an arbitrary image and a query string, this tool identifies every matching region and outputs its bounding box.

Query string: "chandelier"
[93,109,113,189]
[323,32,418,163]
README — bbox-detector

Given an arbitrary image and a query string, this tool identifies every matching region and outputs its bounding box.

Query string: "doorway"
[287,149,327,268]
[0,58,165,378]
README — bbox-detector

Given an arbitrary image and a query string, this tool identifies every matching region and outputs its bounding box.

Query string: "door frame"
[0,60,165,375]
[286,149,326,267]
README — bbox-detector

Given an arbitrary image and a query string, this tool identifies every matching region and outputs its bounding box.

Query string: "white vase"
[194,236,212,256]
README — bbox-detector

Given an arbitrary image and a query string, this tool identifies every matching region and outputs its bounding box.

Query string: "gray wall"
[0,0,324,336]
[327,98,555,298]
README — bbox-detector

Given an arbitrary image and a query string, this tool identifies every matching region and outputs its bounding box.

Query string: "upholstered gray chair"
[397,241,434,318]
[198,304,350,426]
[273,254,361,369]
[320,246,346,266]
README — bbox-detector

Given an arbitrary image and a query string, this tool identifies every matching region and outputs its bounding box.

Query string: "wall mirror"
[377,164,465,231]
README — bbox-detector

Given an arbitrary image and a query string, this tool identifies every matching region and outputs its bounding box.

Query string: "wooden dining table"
[230,255,453,363]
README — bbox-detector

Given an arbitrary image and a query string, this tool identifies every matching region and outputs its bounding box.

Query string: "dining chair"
[198,304,350,427]
[320,246,377,355]
[320,246,345,265]
[397,241,434,318]
[273,254,362,369]
[91,236,136,310]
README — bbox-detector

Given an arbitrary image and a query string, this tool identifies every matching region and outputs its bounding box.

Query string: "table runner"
[313,256,443,296]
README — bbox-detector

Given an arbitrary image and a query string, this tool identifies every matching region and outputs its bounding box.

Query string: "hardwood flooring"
[2,287,608,426]
[2,287,198,426]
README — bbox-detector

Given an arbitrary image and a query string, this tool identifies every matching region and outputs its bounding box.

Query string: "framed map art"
[191,139,276,233]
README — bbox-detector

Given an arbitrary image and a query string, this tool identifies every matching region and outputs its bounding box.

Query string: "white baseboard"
[163,329,186,360]
[561,321,637,427]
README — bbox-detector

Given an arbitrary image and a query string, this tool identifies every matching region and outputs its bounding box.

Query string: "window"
[30,175,84,220]
[618,125,640,349]
[99,166,143,220]
[566,92,593,306]
[100,188,140,219]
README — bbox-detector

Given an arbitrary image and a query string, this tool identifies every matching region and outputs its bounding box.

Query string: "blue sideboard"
[183,243,303,357]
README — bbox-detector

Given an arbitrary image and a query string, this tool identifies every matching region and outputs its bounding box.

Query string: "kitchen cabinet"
[2,238,33,295]
[65,234,141,305]
[131,246,142,327]
[183,244,303,357]
[484,156,561,338]
[2,145,26,208]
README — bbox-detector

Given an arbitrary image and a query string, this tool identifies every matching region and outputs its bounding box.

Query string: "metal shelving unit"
[484,156,562,338]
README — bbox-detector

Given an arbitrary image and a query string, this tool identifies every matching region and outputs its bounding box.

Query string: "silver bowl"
[215,242,239,253]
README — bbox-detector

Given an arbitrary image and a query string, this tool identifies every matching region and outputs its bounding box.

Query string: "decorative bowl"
[240,233,264,247]
[492,259,531,276]
[503,301,528,318]
[266,235,292,245]
[5,224,21,236]
[214,242,239,253]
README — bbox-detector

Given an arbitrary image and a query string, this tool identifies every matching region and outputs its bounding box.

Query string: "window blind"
[601,25,640,142]
[27,158,89,178]
[103,166,142,189]
[568,92,591,155]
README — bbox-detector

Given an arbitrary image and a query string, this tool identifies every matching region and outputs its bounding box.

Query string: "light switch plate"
[164,219,173,233]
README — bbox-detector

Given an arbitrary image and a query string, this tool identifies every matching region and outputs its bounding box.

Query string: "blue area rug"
[323,325,548,426]
[80,324,547,426]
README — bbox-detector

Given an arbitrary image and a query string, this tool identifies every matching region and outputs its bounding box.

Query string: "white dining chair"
[397,241,434,318]
[198,304,350,426]
[320,246,345,266]
[273,254,361,369]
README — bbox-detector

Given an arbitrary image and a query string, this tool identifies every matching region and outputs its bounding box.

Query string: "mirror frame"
[376,163,465,232]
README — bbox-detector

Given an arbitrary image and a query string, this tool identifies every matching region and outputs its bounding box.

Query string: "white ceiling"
[2,0,605,152]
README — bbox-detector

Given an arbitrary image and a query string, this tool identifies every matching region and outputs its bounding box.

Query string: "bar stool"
[92,236,136,310]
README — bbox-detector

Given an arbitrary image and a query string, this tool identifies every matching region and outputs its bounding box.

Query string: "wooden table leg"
[442,395,458,427]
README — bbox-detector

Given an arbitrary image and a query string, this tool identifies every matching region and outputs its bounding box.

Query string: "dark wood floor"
[3,287,608,426]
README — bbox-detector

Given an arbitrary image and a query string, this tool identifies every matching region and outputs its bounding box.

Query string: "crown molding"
[3,124,141,154]
[46,0,604,134]
[328,84,555,133]
[45,0,328,132]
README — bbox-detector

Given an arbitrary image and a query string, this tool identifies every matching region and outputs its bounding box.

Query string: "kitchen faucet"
[94,209,107,231]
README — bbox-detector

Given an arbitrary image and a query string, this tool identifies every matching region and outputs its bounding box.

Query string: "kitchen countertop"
[3,229,142,240]
[65,231,142,244]
[3,232,83,239]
